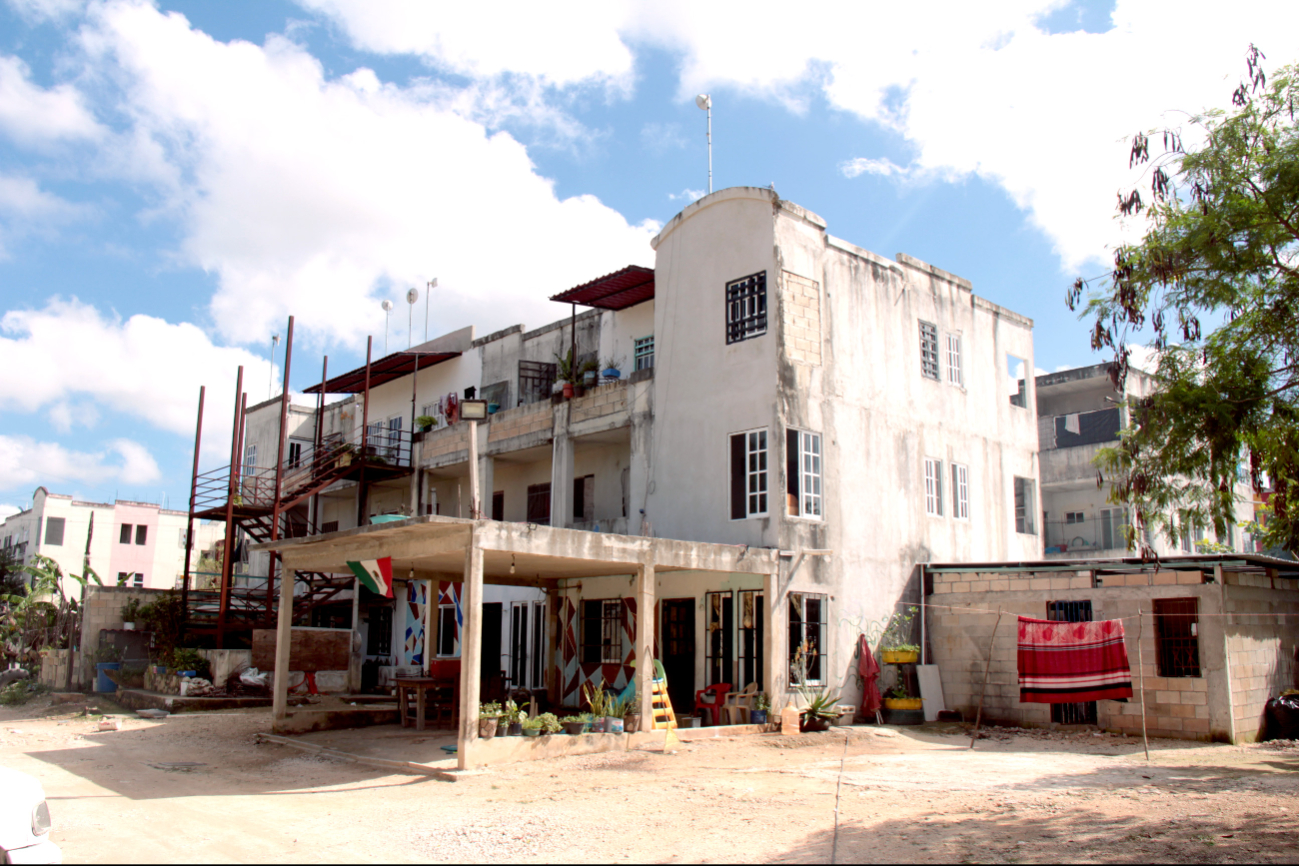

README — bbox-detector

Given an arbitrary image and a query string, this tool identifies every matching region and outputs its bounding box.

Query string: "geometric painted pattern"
[560,595,638,706]
[403,580,428,666]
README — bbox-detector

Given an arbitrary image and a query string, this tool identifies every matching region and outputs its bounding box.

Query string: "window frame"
[1014,476,1037,534]
[951,462,969,520]
[135,524,147,546]
[725,271,768,344]
[788,592,828,686]
[785,429,823,520]
[580,598,625,665]
[730,428,769,520]
[1153,597,1202,678]
[120,523,132,544]
[43,516,65,547]
[944,333,963,387]
[919,321,940,380]
[436,604,458,658]
[924,457,944,517]
[633,335,655,371]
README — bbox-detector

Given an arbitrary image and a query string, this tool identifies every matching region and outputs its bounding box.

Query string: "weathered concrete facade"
[926,555,1299,743]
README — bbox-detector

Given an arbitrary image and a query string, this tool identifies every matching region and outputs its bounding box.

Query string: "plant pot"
[562,382,574,399]
[487,403,499,414]
[800,715,833,733]
[884,697,923,711]
[623,713,641,734]
[750,709,768,725]
[523,727,542,737]
[122,622,136,631]
[95,662,122,693]
[562,721,586,736]
[507,722,523,736]
[478,717,499,739]
[602,368,621,379]
[605,716,624,734]
[590,717,607,734]
[881,649,920,665]
[679,716,701,728]
[573,384,586,398]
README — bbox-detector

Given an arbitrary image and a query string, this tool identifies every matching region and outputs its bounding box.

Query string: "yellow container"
[881,649,920,664]
[884,697,923,711]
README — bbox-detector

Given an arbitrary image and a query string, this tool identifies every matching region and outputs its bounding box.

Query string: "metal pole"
[707,104,712,194]
[570,303,577,387]
[357,337,372,527]
[269,316,294,623]
[182,384,205,634]
[468,419,480,518]
[218,368,245,649]
[311,356,326,534]
[968,608,1003,749]
[1137,608,1150,762]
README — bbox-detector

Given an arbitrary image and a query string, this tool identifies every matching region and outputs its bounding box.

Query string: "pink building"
[108,502,163,588]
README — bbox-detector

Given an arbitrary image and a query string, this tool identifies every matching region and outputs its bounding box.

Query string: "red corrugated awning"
[303,351,460,394]
[550,265,654,310]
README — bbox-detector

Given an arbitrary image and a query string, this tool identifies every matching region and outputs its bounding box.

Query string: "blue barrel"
[95,662,122,693]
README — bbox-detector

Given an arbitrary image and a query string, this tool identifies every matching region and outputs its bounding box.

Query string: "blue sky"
[0,0,1295,516]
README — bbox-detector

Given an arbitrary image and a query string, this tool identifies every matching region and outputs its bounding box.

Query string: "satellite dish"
[406,287,419,305]
[381,300,394,312]
[695,93,711,110]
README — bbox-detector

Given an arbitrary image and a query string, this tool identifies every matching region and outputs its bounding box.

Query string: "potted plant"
[621,689,642,733]
[751,692,771,725]
[560,713,589,735]
[792,640,842,733]
[583,682,610,733]
[536,712,561,735]
[478,701,502,739]
[601,357,622,380]
[415,415,435,434]
[880,606,921,664]
[883,683,923,712]
[501,698,526,736]
[605,689,631,734]
[521,715,545,737]
[120,598,143,630]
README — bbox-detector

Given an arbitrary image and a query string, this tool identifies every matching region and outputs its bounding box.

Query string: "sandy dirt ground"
[2,696,1298,864]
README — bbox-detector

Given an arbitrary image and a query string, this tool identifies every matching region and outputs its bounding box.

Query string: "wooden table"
[395,676,457,731]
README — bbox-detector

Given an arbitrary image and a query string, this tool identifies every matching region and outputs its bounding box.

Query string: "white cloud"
[0,54,104,146]
[667,188,704,203]
[641,121,689,154]
[0,297,273,457]
[0,435,160,492]
[0,503,19,520]
[68,1,657,347]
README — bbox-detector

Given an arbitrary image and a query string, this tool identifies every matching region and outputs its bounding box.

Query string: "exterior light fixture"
[406,287,419,349]
[460,399,488,421]
[381,299,394,355]
[695,93,712,194]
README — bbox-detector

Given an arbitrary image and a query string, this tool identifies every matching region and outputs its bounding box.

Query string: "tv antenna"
[695,93,712,194]
[381,299,394,355]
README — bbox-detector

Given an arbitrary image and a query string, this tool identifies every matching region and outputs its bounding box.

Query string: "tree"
[1070,46,1299,556]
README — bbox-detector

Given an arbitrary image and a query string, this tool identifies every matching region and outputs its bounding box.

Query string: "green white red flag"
[347,556,393,598]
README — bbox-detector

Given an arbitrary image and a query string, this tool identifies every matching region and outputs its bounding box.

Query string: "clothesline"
[898,600,1299,621]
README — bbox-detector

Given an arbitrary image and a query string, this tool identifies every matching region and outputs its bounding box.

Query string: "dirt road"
[2,699,1298,863]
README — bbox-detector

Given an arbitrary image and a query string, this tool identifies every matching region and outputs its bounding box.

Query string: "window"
[1101,508,1128,550]
[580,599,624,665]
[919,321,939,380]
[634,335,655,371]
[573,474,594,521]
[1014,476,1036,534]
[437,605,458,657]
[526,483,551,525]
[179,528,187,550]
[1065,511,1085,524]
[321,520,339,534]
[924,458,943,517]
[1046,600,1098,725]
[135,524,147,546]
[366,604,392,656]
[788,592,827,685]
[725,271,767,344]
[705,591,735,686]
[43,517,64,546]
[120,523,132,544]
[786,429,822,519]
[491,491,504,522]
[945,333,963,386]
[132,573,143,588]
[1153,597,1201,677]
[1007,354,1028,407]
[518,360,557,406]
[738,590,764,690]
[730,429,768,519]
[244,443,257,473]
[952,463,969,520]
[288,440,304,469]
[117,572,130,586]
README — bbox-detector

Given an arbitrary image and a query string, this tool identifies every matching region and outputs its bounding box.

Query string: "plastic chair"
[694,683,731,726]
[721,682,758,725]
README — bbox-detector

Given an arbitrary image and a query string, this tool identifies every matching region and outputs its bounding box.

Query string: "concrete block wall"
[419,424,469,460]
[487,400,554,445]
[927,571,1233,741]
[780,271,822,367]
[79,585,167,689]
[568,383,628,424]
[1222,575,1299,742]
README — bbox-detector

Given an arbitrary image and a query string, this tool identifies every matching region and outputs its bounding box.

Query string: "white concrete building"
[206,187,1041,712]
[1036,363,1255,560]
[0,487,221,592]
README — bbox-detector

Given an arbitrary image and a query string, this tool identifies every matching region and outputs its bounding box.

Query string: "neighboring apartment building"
[213,186,1041,709]
[1036,364,1256,560]
[0,487,221,591]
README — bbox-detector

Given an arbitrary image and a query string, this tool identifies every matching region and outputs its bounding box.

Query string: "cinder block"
[1177,571,1204,585]
[1010,578,1033,591]
[969,580,990,593]
[1029,578,1052,590]
[1155,690,1179,704]
[990,579,1010,592]
[1183,717,1210,733]
[1049,577,1072,590]
[1180,690,1207,706]
[1069,577,1092,589]
[1195,704,1209,719]
[1153,571,1178,585]
[952,582,971,593]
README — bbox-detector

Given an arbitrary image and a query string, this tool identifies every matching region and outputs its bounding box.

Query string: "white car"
[0,768,61,864]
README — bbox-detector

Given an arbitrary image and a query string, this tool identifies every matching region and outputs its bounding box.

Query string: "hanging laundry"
[1017,616,1133,703]
[1064,413,1081,435]
[857,634,882,718]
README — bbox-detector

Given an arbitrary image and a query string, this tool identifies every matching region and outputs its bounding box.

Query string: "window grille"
[786,429,822,518]
[726,271,767,344]
[920,322,939,380]
[634,335,654,371]
[580,599,624,665]
[924,458,943,517]
[518,360,557,405]
[952,463,969,520]
[738,590,764,690]
[705,591,734,686]
[1154,597,1201,677]
[367,604,392,656]
[1046,600,1098,724]
[945,333,963,386]
[526,483,551,525]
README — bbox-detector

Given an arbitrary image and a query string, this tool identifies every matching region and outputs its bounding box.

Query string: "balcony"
[1044,513,1132,557]
[1038,406,1121,451]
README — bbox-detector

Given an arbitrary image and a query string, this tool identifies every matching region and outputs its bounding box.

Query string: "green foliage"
[888,683,913,700]
[91,644,124,664]
[138,591,185,663]
[754,692,771,712]
[555,348,598,385]
[526,712,561,733]
[880,607,919,650]
[120,597,144,622]
[559,713,590,724]
[479,700,502,718]
[169,647,212,681]
[415,415,435,430]
[0,679,49,707]
[582,681,611,717]
[1071,48,1299,554]
[2,555,100,667]
[501,698,527,724]
[791,640,841,719]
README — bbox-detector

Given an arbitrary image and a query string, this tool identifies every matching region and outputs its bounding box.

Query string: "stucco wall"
[1222,575,1299,741]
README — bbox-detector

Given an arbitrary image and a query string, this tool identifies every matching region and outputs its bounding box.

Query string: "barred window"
[726,272,767,344]
[581,599,625,665]
[920,322,939,380]
[789,593,827,685]
[1154,597,1201,678]
[634,335,655,371]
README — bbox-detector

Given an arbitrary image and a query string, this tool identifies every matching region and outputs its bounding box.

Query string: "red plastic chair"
[694,683,731,726]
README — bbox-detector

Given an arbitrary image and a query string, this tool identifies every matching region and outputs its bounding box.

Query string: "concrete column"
[636,559,656,722]
[545,585,560,705]
[348,577,362,692]
[479,450,495,519]
[628,383,653,535]
[457,530,484,770]
[272,566,296,724]
[764,568,785,709]
[550,413,574,528]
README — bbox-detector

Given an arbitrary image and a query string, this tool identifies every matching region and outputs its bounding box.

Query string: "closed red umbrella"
[858,634,882,718]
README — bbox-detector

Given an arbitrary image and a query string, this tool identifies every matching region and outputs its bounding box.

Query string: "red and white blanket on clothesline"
[1017,616,1134,703]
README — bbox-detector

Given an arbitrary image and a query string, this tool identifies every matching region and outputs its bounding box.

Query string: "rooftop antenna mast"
[696,93,712,194]
[406,287,419,349]
[381,299,394,356]
[268,333,280,399]
[425,277,437,343]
